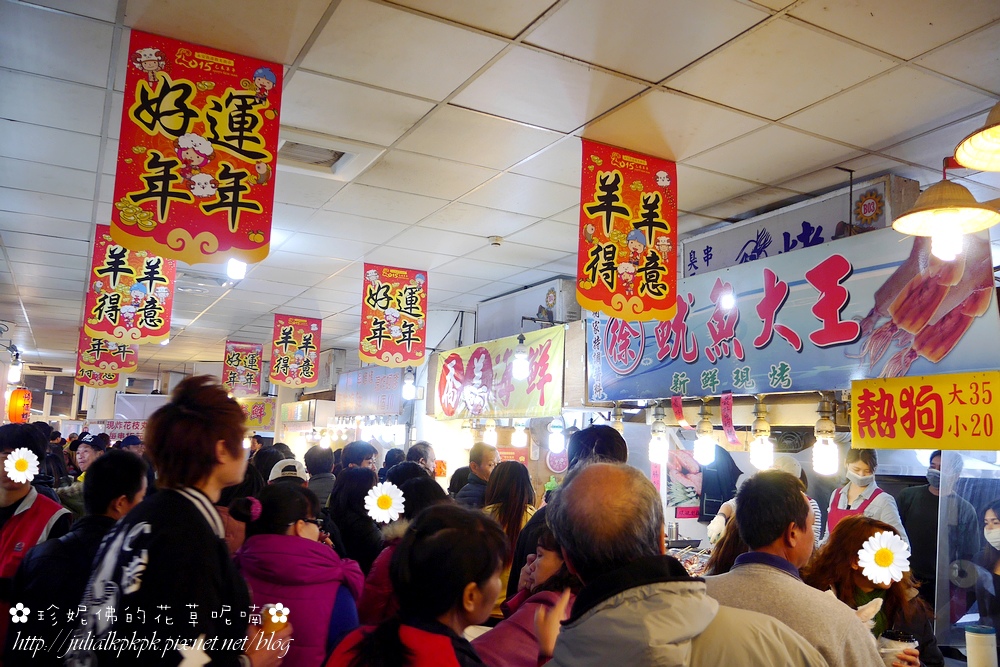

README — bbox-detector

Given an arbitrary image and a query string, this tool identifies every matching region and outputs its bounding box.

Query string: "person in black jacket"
[64,376,290,667]
[6,450,147,667]
[327,467,383,574]
[455,443,499,509]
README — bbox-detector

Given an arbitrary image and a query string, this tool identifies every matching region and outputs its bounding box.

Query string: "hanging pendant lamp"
[891,179,1000,260]
[955,101,1000,172]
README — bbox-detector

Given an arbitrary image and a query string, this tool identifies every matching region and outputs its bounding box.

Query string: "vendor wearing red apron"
[826,448,908,545]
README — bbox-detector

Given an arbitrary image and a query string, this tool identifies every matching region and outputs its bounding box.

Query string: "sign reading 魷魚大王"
[587,227,1000,400]
[111,30,282,265]
[577,140,677,323]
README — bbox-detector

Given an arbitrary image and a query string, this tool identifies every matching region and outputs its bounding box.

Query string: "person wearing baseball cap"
[268,459,308,487]
[120,435,157,497]
[60,433,108,518]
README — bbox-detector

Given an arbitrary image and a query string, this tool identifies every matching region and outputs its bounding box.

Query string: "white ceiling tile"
[273,171,346,209]
[282,72,435,146]
[440,293,485,309]
[536,254,579,274]
[297,288,357,306]
[418,202,538,237]
[784,68,995,150]
[790,0,1000,60]
[669,19,895,120]
[502,268,565,286]
[0,69,105,135]
[7,248,88,268]
[0,188,92,223]
[396,105,561,170]
[106,92,123,141]
[0,1,113,87]
[322,184,447,224]
[882,112,989,170]
[10,263,87,283]
[550,205,579,224]
[361,246,456,270]
[527,0,767,82]
[956,176,1000,202]
[582,89,767,161]
[275,232,375,261]
[694,186,803,221]
[258,250,350,276]
[964,170,1000,191]
[244,265,325,287]
[677,212,726,237]
[272,203,317,232]
[356,151,498,200]
[428,273,490,294]
[308,210,409,245]
[302,0,505,100]
[437,257,526,281]
[25,0,118,22]
[506,220,578,252]
[97,173,114,203]
[772,154,912,194]
[231,278,306,297]
[1,230,90,255]
[462,244,571,269]
[461,173,578,217]
[389,0,553,39]
[452,46,646,133]
[19,279,86,297]
[0,119,101,172]
[674,164,763,211]
[0,157,96,201]
[385,227,486,255]
[915,23,1000,95]
[510,137,582,186]
[685,125,861,185]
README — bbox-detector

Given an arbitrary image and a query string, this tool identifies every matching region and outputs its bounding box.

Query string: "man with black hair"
[405,441,436,477]
[341,440,378,471]
[455,442,499,508]
[304,445,336,507]
[506,425,628,598]
[58,433,107,518]
[705,470,881,667]
[6,449,147,666]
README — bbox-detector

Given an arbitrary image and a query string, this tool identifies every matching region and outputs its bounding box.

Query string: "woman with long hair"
[483,461,536,621]
[825,448,908,544]
[232,484,363,667]
[802,515,941,667]
[328,466,383,574]
[64,376,289,667]
[327,504,507,667]
[975,499,1000,640]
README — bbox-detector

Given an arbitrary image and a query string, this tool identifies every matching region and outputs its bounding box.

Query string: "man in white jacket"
[539,462,827,667]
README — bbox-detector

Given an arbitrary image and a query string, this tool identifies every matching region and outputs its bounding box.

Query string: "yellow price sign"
[851,371,1000,450]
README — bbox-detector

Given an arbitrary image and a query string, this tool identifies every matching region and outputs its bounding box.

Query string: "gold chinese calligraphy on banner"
[851,371,1000,450]
[359,263,427,368]
[77,330,139,374]
[222,340,263,397]
[433,327,565,421]
[269,314,321,388]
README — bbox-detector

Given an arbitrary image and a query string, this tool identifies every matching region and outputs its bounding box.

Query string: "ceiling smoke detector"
[488,236,503,247]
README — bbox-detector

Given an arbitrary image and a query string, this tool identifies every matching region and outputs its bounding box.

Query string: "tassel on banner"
[671,395,694,429]
[720,391,741,445]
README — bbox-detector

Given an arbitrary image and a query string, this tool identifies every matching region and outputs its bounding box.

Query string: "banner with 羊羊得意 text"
[269,315,321,388]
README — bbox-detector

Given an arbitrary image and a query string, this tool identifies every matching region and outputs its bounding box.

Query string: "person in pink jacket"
[232,484,364,666]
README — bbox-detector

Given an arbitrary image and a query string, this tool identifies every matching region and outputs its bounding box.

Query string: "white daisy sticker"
[857,531,910,586]
[4,448,39,484]
[365,482,405,523]
[269,603,289,624]
[9,603,29,623]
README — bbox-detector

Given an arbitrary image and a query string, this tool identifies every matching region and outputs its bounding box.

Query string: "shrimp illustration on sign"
[850,234,995,377]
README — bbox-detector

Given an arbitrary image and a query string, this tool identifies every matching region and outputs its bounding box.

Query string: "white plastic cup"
[966,625,999,667]
[877,631,917,667]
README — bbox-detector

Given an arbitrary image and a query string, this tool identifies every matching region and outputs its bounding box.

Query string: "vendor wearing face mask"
[898,451,980,608]
[976,501,1000,640]
[825,448,908,545]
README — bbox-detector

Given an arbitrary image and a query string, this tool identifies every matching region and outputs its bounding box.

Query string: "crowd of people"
[0,376,993,665]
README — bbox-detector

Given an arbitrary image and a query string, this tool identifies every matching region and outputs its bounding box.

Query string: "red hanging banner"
[359,263,427,368]
[77,330,139,374]
[84,224,175,344]
[577,140,677,322]
[75,361,120,389]
[111,30,282,265]
[720,391,740,445]
[269,314,322,388]
[222,340,263,397]
[671,395,694,429]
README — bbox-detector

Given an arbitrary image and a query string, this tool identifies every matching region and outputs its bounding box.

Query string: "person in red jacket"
[327,504,506,667]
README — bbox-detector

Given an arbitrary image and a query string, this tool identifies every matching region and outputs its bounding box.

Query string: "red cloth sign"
[269,315,321,388]
[111,30,282,265]
[359,264,427,368]
[577,140,677,322]
[77,330,139,374]
[75,361,119,388]
[222,341,263,397]
[84,224,175,344]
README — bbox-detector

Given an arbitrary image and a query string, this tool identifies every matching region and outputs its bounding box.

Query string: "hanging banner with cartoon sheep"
[76,330,139,375]
[577,140,678,323]
[586,227,1000,401]
[111,30,282,265]
[222,340,264,397]
[359,263,427,368]
[269,314,321,388]
[84,224,176,345]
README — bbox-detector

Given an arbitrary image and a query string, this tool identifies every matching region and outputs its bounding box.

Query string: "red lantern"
[7,388,31,424]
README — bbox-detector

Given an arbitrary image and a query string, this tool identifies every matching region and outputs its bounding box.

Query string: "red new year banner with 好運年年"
[269,315,321,388]
[359,263,427,368]
[77,330,139,375]
[111,30,282,265]
[577,140,677,322]
[222,340,263,397]
[84,225,176,345]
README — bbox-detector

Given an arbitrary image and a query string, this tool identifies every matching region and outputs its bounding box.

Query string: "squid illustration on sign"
[851,234,994,377]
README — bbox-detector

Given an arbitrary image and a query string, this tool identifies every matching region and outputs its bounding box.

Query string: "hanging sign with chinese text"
[577,140,677,323]
[236,396,276,431]
[84,225,175,344]
[359,263,427,368]
[111,30,282,265]
[434,326,565,420]
[269,314,321,388]
[75,361,119,389]
[852,372,1000,450]
[77,330,139,374]
[336,366,404,417]
[586,227,1000,400]
[222,340,263,397]
[85,420,147,441]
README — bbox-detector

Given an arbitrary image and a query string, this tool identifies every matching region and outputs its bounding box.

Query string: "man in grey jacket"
[705,470,892,667]
[541,462,827,666]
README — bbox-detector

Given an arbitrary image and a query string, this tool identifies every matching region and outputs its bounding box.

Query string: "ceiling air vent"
[25,365,65,374]
[278,142,346,169]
